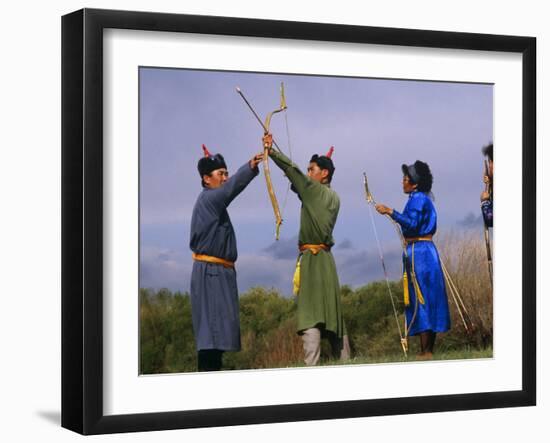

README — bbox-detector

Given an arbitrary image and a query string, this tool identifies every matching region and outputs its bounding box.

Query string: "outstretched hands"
[480,191,490,202]
[249,152,264,169]
[262,133,273,153]
[375,204,393,216]
[248,133,272,169]
[480,174,491,202]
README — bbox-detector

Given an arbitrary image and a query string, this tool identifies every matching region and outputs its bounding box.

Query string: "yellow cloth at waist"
[404,236,433,244]
[192,253,235,268]
[292,244,330,296]
[298,243,330,255]
[402,242,426,307]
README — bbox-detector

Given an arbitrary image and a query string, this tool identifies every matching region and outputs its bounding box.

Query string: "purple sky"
[139,67,493,295]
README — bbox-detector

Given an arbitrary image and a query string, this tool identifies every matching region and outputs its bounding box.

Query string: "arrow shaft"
[236,88,283,153]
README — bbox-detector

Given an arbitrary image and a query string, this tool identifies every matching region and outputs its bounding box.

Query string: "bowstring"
[366,202,405,342]
[281,109,293,215]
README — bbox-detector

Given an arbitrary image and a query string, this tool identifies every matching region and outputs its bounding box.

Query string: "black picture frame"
[62,8,536,435]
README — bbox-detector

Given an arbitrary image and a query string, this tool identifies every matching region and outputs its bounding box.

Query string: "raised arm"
[205,159,260,211]
[263,133,311,197]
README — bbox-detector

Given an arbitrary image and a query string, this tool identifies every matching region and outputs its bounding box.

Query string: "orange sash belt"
[298,243,330,255]
[404,235,433,244]
[192,253,235,268]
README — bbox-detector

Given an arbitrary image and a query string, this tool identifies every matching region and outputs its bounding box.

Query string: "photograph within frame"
[62,8,536,435]
[138,66,494,375]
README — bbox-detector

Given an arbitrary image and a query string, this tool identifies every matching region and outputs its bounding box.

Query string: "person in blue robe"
[480,143,493,227]
[375,160,450,359]
[189,145,263,371]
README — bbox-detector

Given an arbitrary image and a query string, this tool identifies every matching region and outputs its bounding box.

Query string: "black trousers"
[197,349,223,371]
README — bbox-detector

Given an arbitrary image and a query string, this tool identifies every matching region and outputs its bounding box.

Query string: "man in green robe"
[263,134,350,366]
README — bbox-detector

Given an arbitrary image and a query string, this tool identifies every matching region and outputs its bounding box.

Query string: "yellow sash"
[192,253,235,268]
[403,242,426,306]
[293,244,330,295]
[404,236,433,244]
[293,256,301,296]
[299,243,330,255]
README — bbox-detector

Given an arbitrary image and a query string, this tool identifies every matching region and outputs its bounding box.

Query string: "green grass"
[317,346,493,367]
[265,346,493,370]
[140,281,493,373]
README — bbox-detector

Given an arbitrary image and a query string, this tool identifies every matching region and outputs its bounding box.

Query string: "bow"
[236,83,288,240]
[482,159,493,285]
[363,173,410,356]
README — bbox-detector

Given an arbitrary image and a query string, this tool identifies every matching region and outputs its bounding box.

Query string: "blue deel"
[391,191,451,336]
[189,162,258,351]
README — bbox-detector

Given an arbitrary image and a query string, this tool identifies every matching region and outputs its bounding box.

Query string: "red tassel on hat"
[202,144,212,158]
[326,146,334,158]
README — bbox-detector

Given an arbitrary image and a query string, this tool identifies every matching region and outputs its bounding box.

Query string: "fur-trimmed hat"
[482,143,493,161]
[401,160,433,193]
[197,144,227,177]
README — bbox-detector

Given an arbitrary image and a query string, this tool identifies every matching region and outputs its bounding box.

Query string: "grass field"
[321,346,493,367]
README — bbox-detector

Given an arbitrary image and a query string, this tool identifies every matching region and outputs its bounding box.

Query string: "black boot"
[197,349,223,371]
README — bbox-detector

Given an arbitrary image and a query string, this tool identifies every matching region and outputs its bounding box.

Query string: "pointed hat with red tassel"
[197,144,227,177]
[202,144,212,158]
[309,146,336,182]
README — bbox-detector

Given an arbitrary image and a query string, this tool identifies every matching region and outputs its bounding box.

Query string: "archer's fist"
[375,204,393,216]
[262,133,273,151]
[480,191,490,202]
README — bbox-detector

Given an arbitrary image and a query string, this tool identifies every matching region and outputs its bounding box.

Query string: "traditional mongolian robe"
[391,191,451,336]
[189,163,259,351]
[481,198,493,228]
[270,150,345,338]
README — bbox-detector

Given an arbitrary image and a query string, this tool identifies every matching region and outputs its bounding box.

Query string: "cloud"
[140,247,191,292]
[139,244,298,295]
[241,245,404,295]
[236,253,296,296]
[139,240,406,297]
[261,235,299,260]
[336,238,353,250]
[457,212,484,229]
[334,245,403,288]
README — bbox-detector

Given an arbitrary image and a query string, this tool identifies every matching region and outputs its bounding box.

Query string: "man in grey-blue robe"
[189,145,262,371]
